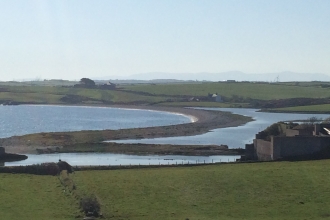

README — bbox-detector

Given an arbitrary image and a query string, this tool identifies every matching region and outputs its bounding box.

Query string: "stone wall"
[245,143,256,160]
[315,124,330,135]
[254,139,272,161]
[285,129,300,137]
[285,129,313,137]
[272,136,330,160]
[249,123,330,161]
[0,147,5,155]
[252,136,330,161]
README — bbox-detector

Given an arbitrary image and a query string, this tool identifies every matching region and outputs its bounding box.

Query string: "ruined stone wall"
[254,139,272,161]
[245,143,256,160]
[285,129,300,137]
[272,136,330,159]
[0,147,5,155]
[286,129,314,137]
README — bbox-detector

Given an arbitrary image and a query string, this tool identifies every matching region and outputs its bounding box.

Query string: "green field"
[1,82,330,112]
[0,173,79,220]
[271,104,330,113]
[72,160,330,220]
[2,160,330,219]
[123,82,330,100]
[0,85,169,104]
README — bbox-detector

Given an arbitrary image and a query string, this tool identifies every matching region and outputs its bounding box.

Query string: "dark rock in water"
[0,153,28,162]
[0,146,28,162]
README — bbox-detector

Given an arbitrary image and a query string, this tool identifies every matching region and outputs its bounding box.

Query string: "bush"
[57,160,73,173]
[80,195,101,217]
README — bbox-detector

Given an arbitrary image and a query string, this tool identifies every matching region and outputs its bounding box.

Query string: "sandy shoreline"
[23,103,208,122]
[0,104,253,155]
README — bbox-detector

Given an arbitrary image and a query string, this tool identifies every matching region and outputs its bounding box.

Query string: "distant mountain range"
[97,71,330,82]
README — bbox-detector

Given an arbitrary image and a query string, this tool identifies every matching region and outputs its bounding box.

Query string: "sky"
[0,0,329,81]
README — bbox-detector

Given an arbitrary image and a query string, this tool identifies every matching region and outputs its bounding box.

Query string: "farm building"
[244,123,330,161]
[208,93,222,102]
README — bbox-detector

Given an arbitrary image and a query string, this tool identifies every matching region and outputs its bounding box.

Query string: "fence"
[73,158,239,171]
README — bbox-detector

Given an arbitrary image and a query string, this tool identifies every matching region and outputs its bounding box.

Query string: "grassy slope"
[0,85,167,104]
[271,104,330,113]
[0,173,79,220]
[1,83,330,111]
[73,160,330,220]
[123,82,330,100]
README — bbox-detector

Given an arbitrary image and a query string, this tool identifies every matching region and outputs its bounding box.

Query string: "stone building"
[244,123,330,161]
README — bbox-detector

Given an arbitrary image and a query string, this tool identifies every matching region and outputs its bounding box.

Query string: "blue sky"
[0,0,329,80]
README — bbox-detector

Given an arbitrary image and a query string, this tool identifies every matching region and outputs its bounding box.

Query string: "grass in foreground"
[0,173,79,220]
[73,160,330,220]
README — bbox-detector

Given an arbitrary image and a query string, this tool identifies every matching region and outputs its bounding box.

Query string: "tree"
[80,78,95,86]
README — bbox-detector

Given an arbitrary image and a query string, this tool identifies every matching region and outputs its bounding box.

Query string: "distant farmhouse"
[208,93,222,102]
[188,93,223,103]
[99,81,116,90]
[244,123,330,161]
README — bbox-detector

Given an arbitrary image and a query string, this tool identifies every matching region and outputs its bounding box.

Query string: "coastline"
[0,104,253,155]
[259,109,330,114]
[18,103,204,122]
